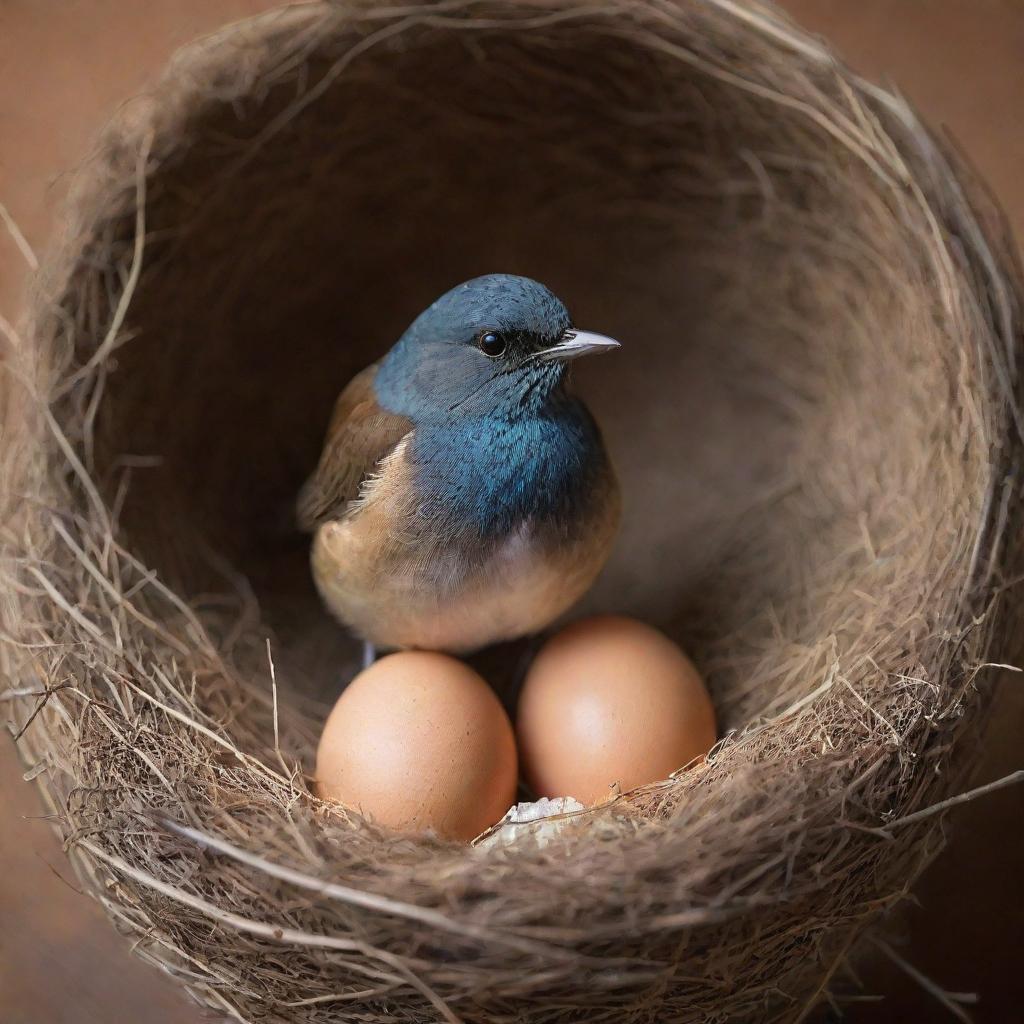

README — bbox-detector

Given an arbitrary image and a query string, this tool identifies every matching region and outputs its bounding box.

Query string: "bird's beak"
[536,329,622,363]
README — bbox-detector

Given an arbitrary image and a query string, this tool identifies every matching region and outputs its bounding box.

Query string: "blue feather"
[410,403,604,537]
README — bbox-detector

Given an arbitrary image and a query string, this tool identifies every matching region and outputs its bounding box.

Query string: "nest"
[3,1,1023,1020]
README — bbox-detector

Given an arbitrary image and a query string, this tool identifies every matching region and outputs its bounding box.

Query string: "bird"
[298,274,621,660]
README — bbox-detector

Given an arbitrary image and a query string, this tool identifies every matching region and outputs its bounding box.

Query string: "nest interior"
[3,2,1021,1022]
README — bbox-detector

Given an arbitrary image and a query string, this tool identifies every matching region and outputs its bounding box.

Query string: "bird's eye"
[478,331,507,357]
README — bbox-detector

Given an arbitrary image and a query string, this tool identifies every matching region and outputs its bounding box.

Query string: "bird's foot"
[361,641,378,671]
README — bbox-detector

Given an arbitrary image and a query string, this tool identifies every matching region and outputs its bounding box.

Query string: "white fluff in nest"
[476,797,586,849]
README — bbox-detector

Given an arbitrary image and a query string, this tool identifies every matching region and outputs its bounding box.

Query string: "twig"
[0,199,38,270]
[264,637,293,784]
[870,937,976,1023]
[884,770,1024,831]
[61,131,152,389]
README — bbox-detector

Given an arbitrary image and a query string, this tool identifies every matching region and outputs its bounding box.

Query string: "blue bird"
[298,274,621,658]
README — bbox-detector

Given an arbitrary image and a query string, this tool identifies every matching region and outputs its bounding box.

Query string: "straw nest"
[3,1,1023,1020]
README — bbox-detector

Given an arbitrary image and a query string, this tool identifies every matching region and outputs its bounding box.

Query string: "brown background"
[1,2,1021,1022]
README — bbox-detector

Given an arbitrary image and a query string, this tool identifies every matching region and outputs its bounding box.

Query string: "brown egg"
[517,616,716,804]
[315,652,517,841]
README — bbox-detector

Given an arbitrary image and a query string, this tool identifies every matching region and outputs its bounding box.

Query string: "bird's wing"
[297,363,413,530]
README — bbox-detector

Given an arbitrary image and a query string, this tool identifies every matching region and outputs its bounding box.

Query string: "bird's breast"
[409,408,606,540]
[311,416,620,652]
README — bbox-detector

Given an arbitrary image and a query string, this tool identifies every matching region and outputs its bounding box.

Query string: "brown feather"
[296,363,412,530]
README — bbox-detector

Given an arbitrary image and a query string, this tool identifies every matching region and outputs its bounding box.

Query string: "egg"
[517,615,716,805]
[315,651,517,841]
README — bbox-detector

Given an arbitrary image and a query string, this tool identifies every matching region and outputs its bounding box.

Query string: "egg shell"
[316,652,517,841]
[517,615,716,805]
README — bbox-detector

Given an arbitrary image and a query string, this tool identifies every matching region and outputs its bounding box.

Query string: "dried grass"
[2,1,1023,1021]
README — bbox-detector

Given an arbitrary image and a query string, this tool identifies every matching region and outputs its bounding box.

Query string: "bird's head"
[374,274,619,420]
